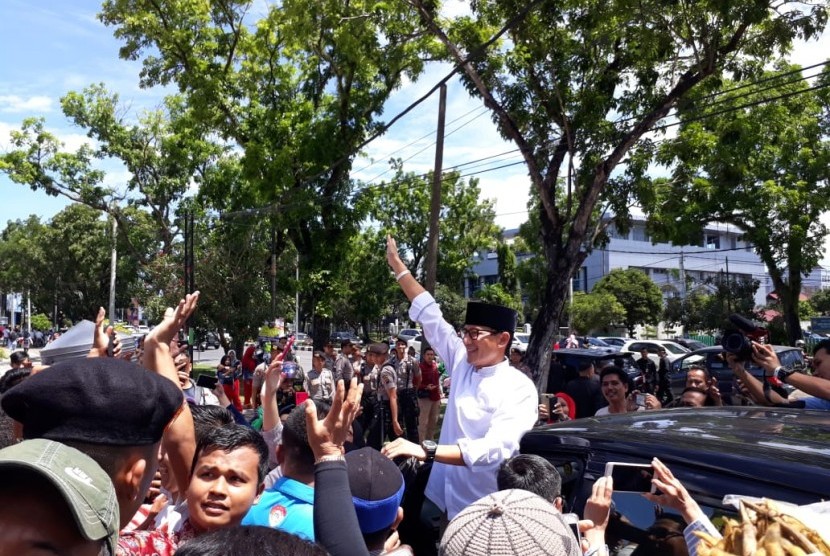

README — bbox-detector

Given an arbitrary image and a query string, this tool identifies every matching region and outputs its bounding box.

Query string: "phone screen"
[562,513,581,543]
[196,374,218,389]
[605,463,654,492]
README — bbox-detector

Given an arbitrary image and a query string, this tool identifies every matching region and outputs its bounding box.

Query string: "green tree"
[0,205,139,324]
[570,291,626,335]
[475,283,522,313]
[98,0,433,348]
[593,269,663,336]
[810,289,830,315]
[497,242,519,296]
[649,63,830,345]
[409,0,828,389]
[29,313,52,332]
[360,162,501,290]
[0,86,223,261]
[434,283,467,329]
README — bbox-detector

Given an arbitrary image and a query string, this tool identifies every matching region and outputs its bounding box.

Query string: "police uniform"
[392,352,421,443]
[367,359,399,450]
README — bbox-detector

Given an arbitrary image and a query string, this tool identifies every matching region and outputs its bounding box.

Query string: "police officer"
[391,335,421,443]
[367,342,403,450]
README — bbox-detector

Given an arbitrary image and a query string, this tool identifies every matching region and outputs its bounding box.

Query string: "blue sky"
[1,1,829,263]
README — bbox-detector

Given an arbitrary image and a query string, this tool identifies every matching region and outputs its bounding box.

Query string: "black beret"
[465,302,518,334]
[1,358,184,447]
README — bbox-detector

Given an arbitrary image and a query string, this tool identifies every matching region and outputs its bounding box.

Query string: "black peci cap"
[1,358,184,447]
[465,302,518,334]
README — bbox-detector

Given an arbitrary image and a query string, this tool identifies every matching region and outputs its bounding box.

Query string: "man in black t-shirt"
[564,360,605,418]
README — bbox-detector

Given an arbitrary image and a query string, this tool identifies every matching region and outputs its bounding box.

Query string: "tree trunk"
[312,313,331,350]
[528,257,580,394]
[778,284,803,346]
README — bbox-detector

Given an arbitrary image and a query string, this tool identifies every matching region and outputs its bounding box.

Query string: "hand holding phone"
[604,462,655,493]
[196,374,219,389]
[562,513,582,544]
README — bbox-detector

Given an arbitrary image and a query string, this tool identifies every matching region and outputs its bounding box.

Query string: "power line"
[222,0,548,219]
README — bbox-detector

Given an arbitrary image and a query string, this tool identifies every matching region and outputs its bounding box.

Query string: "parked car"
[673,338,708,351]
[620,339,692,365]
[198,331,222,351]
[407,334,427,359]
[396,328,421,343]
[521,407,830,542]
[512,332,531,351]
[548,348,641,393]
[596,336,634,347]
[293,332,312,346]
[668,345,802,405]
[330,331,362,346]
[582,336,620,351]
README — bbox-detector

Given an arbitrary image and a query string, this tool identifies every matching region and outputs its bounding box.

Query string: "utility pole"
[679,249,687,302]
[108,212,118,325]
[271,226,277,325]
[725,256,731,312]
[424,83,447,295]
[295,252,300,333]
[183,210,195,359]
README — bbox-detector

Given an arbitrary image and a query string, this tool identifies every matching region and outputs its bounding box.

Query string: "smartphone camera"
[283,361,298,379]
[635,393,647,406]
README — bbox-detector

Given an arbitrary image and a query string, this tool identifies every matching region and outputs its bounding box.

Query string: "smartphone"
[604,462,655,493]
[562,513,582,544]
[278,335,296,363]
[283,361,298,379]
[107,330,116,357]
[295,391,309,405]
[196,374,218,389]
[635,393,647,407]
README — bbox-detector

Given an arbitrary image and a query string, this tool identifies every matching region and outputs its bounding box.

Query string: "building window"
[705,234,720,250]
[608,225,627,239]
[632,226,649,242]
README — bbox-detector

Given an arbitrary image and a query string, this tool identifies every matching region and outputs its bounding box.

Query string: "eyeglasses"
[462,327,496,341]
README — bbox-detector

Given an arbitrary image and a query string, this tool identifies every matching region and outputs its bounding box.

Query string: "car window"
[662,343,688,355]
[514,334,530,343]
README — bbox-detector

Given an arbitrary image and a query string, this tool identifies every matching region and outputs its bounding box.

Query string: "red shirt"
[419,361,442,401]
[117,519,198,556]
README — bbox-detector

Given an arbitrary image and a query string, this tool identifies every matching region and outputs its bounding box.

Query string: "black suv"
[329,331,361,346]
[548,348,640,393]
[521,408,830,547]
[668,345,803,404]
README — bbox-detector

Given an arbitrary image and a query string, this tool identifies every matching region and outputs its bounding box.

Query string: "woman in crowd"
[217,353,243,411]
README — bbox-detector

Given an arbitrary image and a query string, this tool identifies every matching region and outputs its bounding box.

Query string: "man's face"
[324,343,334,355]
[462,326,506,367]
[423,350,435,363]
[679,390,707,408]
[342,343,353,356]
[812,348,830,380]
[640,349,649,360]
[0,480,103,556]
[509,350,522,363]
[312,355,324,371]
[686,369,708,390]
[601,373,628,404]
[395,341,406,356]
[186,446,263,532]
[658,350,667,359]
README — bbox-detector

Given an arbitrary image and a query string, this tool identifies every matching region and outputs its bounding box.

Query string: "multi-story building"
[466,218,779,308]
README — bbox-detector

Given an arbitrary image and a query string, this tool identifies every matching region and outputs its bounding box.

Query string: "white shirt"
[409,292,538,519]
[594,405,644,416]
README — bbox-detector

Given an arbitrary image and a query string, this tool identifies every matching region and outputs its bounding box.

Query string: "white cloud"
[0,95,53,113]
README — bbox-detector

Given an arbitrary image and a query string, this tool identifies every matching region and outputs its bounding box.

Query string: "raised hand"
[88,307,117,358]
[146,292,200,349]
[305,377,363,460]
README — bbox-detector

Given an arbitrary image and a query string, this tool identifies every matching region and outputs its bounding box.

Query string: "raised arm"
[386,234,425,303]
[143,292,199,494]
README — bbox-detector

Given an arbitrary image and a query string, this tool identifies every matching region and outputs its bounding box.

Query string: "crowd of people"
[1,234,828,556]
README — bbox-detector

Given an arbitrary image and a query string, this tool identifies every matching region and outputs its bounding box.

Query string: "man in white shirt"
[381,235,538,521]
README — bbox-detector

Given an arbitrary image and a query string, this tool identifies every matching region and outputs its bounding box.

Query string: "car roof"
[521,407,830,501]
[680,344,798,355]
[554,348,631,358]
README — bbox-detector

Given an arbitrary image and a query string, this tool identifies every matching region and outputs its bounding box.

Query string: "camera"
[721,314,768,362]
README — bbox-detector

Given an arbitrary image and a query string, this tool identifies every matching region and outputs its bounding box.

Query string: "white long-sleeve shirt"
[409,292,539,519]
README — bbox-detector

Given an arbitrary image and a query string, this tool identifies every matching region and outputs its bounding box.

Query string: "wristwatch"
[774,366,796,383]
[421,440,437,462]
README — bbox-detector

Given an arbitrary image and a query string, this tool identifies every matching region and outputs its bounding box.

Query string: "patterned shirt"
[116,518,199,556]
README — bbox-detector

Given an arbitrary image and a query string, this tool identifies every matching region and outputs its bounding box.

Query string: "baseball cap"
[345,447,404,534]
[0,439,119,554]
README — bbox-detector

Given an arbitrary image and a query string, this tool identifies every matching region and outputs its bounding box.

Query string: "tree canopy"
[593,268,663,336]
[411,0,830,388]
[649,63,830,344]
